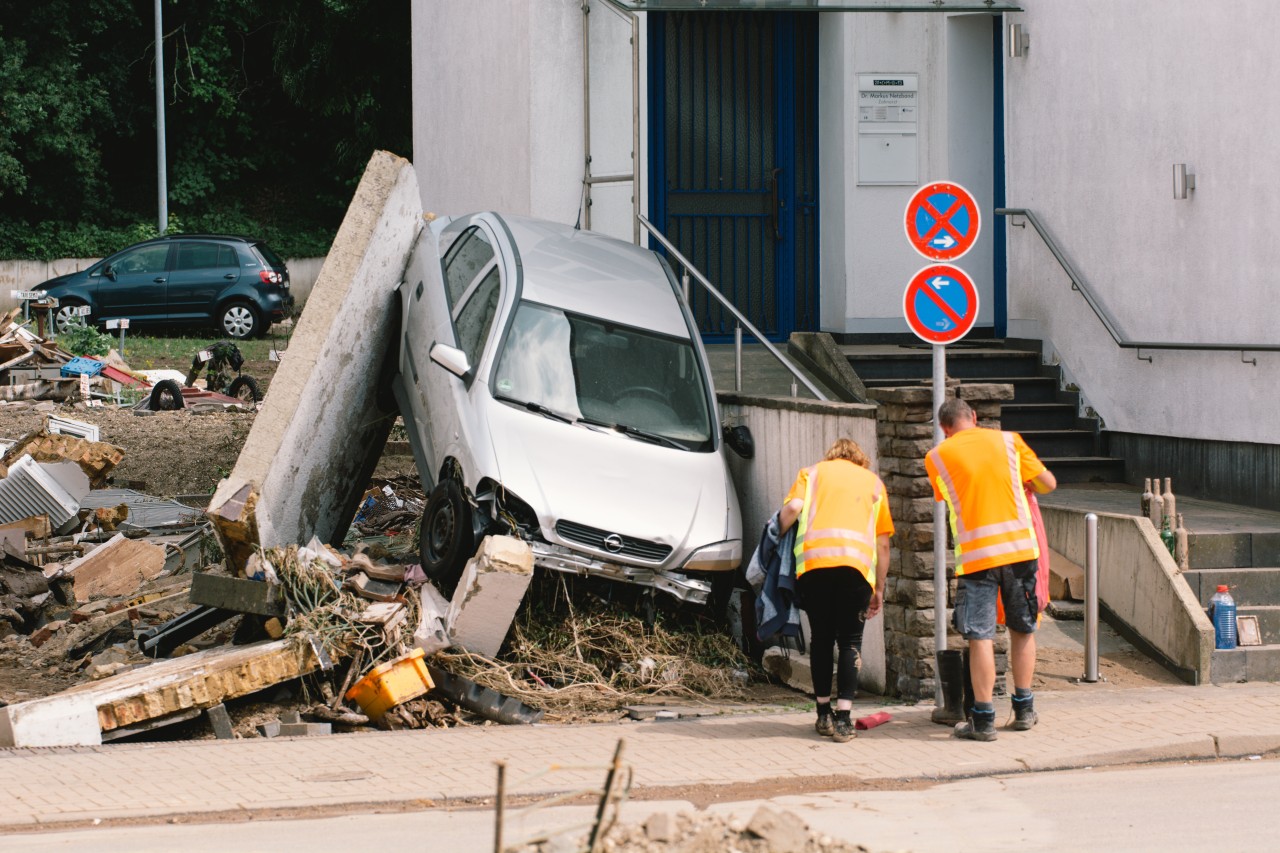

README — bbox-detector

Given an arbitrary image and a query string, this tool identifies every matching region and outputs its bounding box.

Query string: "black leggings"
[797,567,873,702]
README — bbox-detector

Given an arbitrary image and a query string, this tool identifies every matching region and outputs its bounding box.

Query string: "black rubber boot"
[931,649,966,725]
[961,647,976,725]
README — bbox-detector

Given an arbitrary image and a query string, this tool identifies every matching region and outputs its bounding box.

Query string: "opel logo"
[603,534,625,553]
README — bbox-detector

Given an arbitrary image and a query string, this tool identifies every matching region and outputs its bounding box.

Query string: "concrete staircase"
[1181,530,1280,683]
[841,341,1125,484]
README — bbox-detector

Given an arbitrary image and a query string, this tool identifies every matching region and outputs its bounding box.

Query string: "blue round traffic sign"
[903,264,980,345]
[904,181,981,261]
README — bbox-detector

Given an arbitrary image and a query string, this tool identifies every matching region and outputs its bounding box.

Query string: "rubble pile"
[517,806,868,853]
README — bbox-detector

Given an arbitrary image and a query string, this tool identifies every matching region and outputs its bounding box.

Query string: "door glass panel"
[112,245,169,275]
[454,267,501,366]
[442,227,495,309]
[174,243,223,271]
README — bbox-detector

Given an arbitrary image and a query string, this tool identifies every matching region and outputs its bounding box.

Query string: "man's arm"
[866,533,891,618]
[1029,469,1057,494]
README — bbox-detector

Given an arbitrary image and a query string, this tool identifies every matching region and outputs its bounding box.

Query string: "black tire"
[226,375,262,403]
[149,379,185,411]
[54,300,89,333]
[220,301,259,339]
[419,479,473,596]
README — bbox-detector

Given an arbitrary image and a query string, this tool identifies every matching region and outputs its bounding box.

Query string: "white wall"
[820,12,996,333]
[1005,0,1280,444]
[412,0,583,225]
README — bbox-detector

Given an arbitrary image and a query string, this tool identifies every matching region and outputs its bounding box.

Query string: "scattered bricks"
[745,807,809,853]
[256,720,281,738]
[654,711,680,722]
[28,619,66,648]
[280,710,302,725]
[446,536,534,658]
[278,722,331,737]
[206,704,235,740]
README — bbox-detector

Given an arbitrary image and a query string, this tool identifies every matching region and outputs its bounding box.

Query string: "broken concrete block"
[256,720,281,738]
[412,582,452,656]
[188,572,282,616]
[65,533,166,603]
[278,722,331,737]
[645,812,677,843]
[207,151,421,571]
[745,807,809,853]
[344,571,401,602]
[28,619,66,648]
[0,429,124,488]
[446,536,534,658]
[206,704,235,740]
[761,645,813,694]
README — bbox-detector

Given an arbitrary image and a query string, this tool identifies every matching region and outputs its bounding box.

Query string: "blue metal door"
[649,11,818,342]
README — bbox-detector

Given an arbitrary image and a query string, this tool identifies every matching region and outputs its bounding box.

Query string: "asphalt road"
[7,756,1273,852]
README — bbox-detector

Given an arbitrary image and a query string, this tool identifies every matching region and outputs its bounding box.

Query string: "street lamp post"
[154,0,168,235]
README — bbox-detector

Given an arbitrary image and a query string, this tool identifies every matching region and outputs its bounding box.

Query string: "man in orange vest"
[925,398,1056,741]
[780,438,894,743]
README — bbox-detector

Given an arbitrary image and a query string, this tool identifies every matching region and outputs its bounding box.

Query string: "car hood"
[483,398,731,556]
[38,272,78,290]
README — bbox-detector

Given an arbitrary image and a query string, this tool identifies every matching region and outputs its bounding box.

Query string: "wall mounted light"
[1173,163,1196,199]
[1009,23,1030,58]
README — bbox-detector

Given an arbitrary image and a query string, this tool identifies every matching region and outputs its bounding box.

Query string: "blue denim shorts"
[952,559,1039,640]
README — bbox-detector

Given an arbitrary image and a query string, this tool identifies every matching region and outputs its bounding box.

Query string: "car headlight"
[682,540,742,571]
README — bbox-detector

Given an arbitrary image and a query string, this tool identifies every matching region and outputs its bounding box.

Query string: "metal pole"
[734,325,743,392]
[581,0,592,231]
[154,0,167,235]
[494,761,506,853]
[682,270,690,304]
[1083,512,1100,682]
[932,345,947,703]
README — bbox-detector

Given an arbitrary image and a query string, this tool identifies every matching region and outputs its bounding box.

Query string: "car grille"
[554,520,672,563]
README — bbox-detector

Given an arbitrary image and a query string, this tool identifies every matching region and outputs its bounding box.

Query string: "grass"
[101,334,277,372]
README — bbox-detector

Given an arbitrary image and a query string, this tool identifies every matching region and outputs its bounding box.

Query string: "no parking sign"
[904,181,981,262]
[903,264,979,345]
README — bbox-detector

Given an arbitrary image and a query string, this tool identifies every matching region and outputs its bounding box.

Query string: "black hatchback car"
[39,235,294,339]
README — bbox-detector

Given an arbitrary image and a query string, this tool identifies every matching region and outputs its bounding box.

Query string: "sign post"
[902,181,982,698]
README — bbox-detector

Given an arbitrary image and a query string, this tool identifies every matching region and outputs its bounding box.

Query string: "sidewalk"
[1,681,1279,830]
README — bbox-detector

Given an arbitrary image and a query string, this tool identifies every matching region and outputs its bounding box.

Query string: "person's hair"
[824,437,870,468]
[938,397,976,429]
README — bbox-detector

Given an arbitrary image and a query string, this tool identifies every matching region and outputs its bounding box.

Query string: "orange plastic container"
[345,648,435,719]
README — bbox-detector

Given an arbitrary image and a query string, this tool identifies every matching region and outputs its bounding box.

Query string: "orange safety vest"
[789,461,891,586]
[925,429,1042,576]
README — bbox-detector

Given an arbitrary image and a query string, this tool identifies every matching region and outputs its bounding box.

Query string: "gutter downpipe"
[586,1,642,244]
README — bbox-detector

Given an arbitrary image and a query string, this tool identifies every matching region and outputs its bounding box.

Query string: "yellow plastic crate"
[345,648,434,719]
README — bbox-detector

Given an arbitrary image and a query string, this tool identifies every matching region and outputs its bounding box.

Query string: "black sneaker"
[815,712,835,737]
[953,717,997,742]
[832,716,856,743]
[1010,699,1038,731]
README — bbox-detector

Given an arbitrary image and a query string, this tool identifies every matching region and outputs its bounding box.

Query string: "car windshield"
[492,301,714,452]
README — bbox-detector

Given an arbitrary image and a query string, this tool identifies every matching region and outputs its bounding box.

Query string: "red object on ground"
[98,364,149,389]
[855,711,892,730]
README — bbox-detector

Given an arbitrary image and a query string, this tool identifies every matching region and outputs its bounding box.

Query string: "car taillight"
[259,270,283,285]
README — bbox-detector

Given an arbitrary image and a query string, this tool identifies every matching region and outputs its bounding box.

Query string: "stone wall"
[868,382,1014,700]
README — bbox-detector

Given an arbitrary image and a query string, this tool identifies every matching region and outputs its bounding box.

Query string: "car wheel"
[226,375,262,404]
[54,301,88,333]
[419,478,474,596]
[149,379,185,411]
[220,302,259,339]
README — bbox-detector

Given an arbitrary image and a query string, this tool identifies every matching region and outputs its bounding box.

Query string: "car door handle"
[153,277,167,283]
[224,273,236,280]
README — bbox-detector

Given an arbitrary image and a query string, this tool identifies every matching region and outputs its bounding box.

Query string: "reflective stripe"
[804,545,874,561]
[807,527,875,547]
[961,537,1039,565]
[963,518,1030,541]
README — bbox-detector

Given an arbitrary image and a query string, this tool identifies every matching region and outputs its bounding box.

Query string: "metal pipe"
[932,345,947,705]
[581,1,592,231]
[734,325,743,392]
[638,215,828,400]
[630,11,640,245]
[154,0,168,234]
[494,761,506,853]
[681,269,690,304]
[1083,512,1100,683]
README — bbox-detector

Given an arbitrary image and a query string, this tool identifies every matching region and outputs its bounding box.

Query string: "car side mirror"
[103,264,117,281]
[723,424,754,459]
[429,342,472,380]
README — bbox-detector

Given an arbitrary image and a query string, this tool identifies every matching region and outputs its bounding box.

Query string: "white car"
[390,212,747,603]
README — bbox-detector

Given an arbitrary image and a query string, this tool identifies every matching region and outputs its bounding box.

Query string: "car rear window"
[175,243,238,271]
[253,243,285,268]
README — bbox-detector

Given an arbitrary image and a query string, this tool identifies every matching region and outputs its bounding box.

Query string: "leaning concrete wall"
[719,392,884,694]
[1042,506,1213,684]
[208,150,421,565]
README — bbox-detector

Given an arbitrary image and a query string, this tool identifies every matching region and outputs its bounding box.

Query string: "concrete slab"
[208,150,421,568]
[446,535,534,658]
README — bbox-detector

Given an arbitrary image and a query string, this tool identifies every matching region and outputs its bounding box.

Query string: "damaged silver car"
[390,212,745,604]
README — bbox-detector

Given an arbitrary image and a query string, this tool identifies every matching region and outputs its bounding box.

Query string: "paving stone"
[278,722,331,737]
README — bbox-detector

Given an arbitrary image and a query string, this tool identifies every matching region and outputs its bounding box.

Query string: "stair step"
[1018,429,1099,458]
[843,351,1041,381]
[1001,402,1084,431]
[1040,456,1126,484]
[1183,567,1280,605]
[1210,643,1280,683]
[1239,605,1280,645]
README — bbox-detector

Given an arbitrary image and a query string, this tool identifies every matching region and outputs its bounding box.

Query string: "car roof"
[144,234,259,244]
[493,214,691,340]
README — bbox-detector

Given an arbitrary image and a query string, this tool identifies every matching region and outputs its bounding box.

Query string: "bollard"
[1083,512,1100,682]
[734,325,743,392]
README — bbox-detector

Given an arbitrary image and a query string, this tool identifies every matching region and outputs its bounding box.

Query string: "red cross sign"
[904,181,981,262]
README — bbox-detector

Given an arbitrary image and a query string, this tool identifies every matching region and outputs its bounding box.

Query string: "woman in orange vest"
[779,438,894,743]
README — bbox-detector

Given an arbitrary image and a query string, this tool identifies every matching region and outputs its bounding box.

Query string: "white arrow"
[930,277,950,290]
[931,233,956,249]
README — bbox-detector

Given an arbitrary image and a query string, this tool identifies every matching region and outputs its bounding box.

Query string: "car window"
[111,245,170,275]
[174,242,236,271]
[253,242,284,267]
[454,267,501,368]
[442,227,494,308]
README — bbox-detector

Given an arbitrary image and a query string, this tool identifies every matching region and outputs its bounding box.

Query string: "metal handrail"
[998,207,1280,353]
[637,215,828,400]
